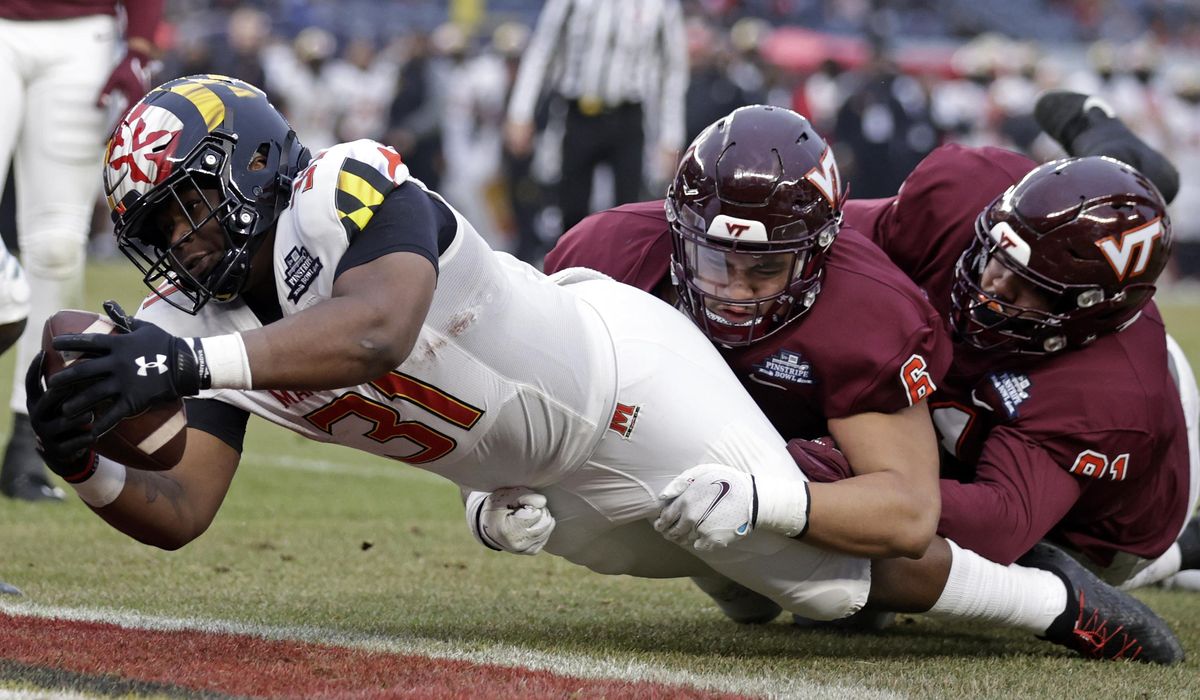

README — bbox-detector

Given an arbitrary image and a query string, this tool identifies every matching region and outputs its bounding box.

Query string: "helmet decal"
[803,146,841,209]
[158,75,264,131]
[1095,217,1165,280]
[707,214,768,242]
[104,103,184,209]
[989,220,1031,266]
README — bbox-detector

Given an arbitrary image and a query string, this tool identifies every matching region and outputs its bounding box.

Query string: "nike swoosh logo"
[695,479,732,528]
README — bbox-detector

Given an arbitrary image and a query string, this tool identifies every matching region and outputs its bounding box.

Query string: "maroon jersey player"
[482,107,1190,664]
[845,144,1196,585]
[547,106,951,561]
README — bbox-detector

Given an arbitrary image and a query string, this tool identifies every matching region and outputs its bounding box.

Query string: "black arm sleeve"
[334,181,457,278]
[184,397,251,453]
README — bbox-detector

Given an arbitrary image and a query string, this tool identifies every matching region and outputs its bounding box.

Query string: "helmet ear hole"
[250,144,271,171]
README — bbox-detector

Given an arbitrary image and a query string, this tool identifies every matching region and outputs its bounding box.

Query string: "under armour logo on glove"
[135,354,168,376]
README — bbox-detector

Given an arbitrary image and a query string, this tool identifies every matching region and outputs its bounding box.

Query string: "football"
[41,310,187,471]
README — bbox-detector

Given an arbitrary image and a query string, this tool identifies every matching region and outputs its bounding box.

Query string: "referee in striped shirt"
[504,0,688,235]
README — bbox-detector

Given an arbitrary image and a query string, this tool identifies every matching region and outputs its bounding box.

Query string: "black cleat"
[0,413,64,502]
[1034,90,1111,149]
[690,576,782,624]
[1034,89,1179,203]
[1019,543,1185,664]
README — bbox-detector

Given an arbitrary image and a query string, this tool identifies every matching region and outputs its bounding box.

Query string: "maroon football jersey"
[847,143,1191,566]
[932,305,1190,566]
[545,200,953,438]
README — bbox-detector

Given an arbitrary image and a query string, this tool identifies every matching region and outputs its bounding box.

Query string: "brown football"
[41,310,187,471]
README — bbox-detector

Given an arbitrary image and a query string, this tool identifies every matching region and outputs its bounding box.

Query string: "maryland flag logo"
[336,146,409,239]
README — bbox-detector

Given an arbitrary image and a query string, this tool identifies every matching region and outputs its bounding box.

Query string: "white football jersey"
[138,139,617,491]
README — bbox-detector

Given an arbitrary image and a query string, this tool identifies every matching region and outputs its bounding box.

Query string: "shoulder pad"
[291,139,411,241]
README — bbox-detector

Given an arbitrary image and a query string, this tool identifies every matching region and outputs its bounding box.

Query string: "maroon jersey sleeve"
[0,0,116,21]
[939,427,1083,565]
[936,308,1191,567]
[845,144,1036,315]
[544,200,673,294]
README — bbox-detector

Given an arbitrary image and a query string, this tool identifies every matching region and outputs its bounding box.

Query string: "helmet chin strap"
[208,247,251,302]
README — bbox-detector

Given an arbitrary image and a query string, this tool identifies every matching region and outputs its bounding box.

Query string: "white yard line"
[0,601,897,700]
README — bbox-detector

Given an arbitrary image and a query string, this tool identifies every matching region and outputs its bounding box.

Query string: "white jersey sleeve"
[275,138,413,310]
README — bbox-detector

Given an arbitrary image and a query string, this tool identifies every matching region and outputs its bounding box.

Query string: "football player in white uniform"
[32,75,868,621]
[26,77,1183,662]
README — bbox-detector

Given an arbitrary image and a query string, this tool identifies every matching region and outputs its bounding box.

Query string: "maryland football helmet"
[667,105,845,346]
[950,156,1171,354]
[103,75,309,314]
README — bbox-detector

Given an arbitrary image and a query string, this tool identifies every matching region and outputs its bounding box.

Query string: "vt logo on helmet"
[666,105,845,347]
[103,75,311,314]
[950,156,1171,354]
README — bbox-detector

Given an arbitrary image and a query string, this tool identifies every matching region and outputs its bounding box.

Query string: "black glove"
[47,300,209,438]
[25,351,98,482]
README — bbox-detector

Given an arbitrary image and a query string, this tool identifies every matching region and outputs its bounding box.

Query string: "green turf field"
[2,261,1199,698]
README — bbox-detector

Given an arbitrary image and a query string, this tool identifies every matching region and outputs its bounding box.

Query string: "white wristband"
[198,333,253,389]
[72,455,127,508]
[755,478,811,538]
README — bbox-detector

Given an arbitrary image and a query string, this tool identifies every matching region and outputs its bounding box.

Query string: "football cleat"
[1034,89,1178,203]
[0,579,23,596]
[0,414,64,502]
[1033,90,1113,149]
[690,575,782,624]
[1019,543,1185,664]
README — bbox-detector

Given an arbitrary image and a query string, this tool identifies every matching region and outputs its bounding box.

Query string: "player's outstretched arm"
[654,406,940,558]
[27,354,240,550]
[92,428,241,551]
[238,250,437,390]
[814,401,941,559]
[47,249,437,436]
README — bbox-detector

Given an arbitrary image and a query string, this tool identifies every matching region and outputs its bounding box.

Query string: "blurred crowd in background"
[79,0,1200,281]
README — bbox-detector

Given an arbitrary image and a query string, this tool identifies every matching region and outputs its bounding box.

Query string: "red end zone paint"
[0,612,751,699]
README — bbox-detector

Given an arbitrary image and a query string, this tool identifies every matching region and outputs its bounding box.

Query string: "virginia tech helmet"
[103,74,309,314]
[950,156,1171,354]
[667,105,845,346]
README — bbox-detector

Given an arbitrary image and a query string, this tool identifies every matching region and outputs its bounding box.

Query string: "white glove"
[465,487,555,555]
[654,464,810,551]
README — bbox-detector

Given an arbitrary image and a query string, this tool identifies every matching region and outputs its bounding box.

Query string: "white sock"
[927,540,1067,634]
[1121,544,1182,590]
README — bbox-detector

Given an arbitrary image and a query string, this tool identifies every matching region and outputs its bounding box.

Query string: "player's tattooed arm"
[91,429,241,551]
